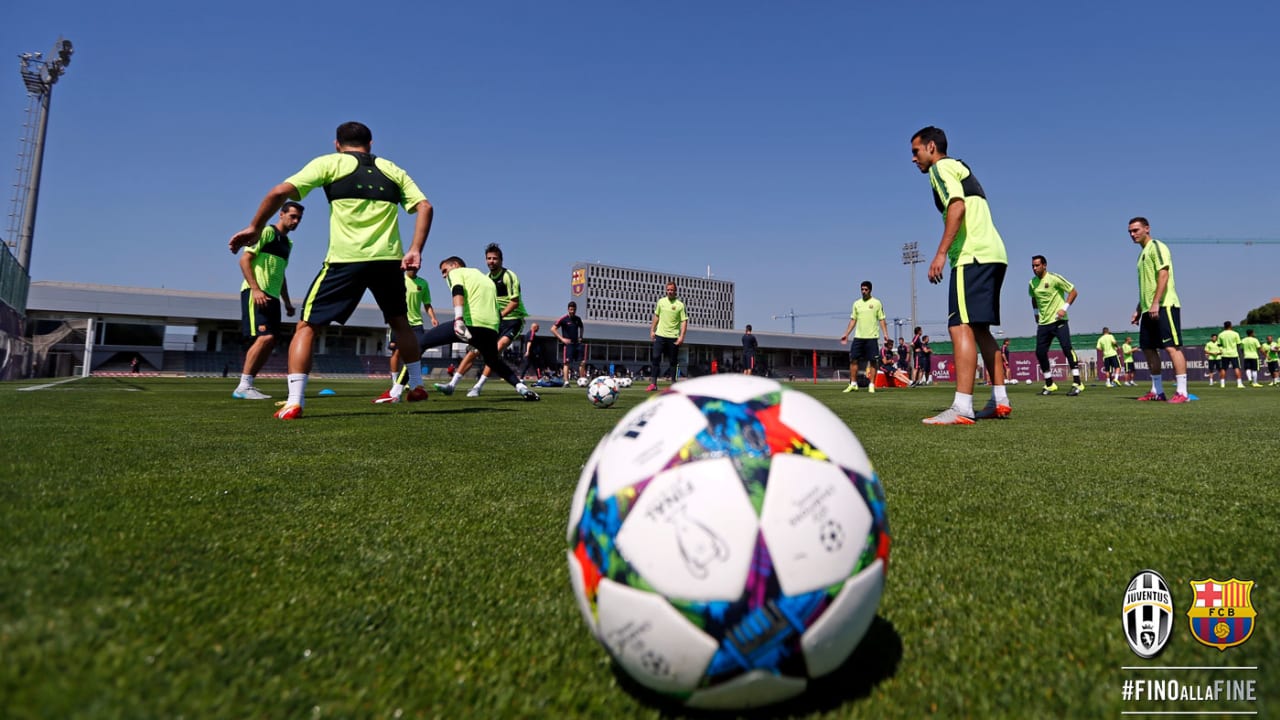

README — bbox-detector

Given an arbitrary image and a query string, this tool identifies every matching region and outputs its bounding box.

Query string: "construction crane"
[770,308,845,334]
[1163,237,1280,246]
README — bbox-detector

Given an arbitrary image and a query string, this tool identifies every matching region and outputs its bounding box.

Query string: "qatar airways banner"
[930,352,1040,383]
[932,347,1208,383]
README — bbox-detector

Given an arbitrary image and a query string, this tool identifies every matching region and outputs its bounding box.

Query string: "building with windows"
[571,263,734,329]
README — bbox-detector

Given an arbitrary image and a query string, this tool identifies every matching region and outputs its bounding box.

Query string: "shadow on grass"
[612,615,902,718]
[296,406,519,420]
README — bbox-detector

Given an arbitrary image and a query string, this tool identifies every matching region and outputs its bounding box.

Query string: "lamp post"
[12,37,73,273]
[901,242,920,337]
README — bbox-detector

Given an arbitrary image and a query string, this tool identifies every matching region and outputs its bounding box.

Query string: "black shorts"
[497,318,525,343]
[1138,306,1182,350]
[1103,356,1121,372]
[1125,361,1136,373]
[1035,321,1076,361]
[1221,356,1240,370]
[849,338,879,363]
[948,262,1005,327]
[743,352,756,370]
[1268,360,1278,373]
[1208,359,1221,372]
[387,324,430,354]
[1244,358,1259,371]
[241,289,283,338]
[300,260,408,327]
[562,342,583,364]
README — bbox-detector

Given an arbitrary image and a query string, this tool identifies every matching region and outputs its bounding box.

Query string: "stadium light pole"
[13,37,73,273]
[901,242,920,336]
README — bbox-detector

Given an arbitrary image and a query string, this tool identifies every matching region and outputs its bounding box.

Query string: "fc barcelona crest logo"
[571,267,586,297]
[1188,578,1256,651]
[1123,569,1173,658]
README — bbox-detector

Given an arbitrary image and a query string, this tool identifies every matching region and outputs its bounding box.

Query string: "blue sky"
[4,1,1277,340]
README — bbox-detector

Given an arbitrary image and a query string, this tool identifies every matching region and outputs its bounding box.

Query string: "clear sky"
[4,1,1277,340]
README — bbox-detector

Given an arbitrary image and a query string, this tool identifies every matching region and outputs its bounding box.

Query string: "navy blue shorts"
[1138,306,1182,350]
[562,342,583,365]
[849,338,879,363]
[300,260,408,327]
[497,318,525,342]
[241,289,283,338]
[948,262,1005,327]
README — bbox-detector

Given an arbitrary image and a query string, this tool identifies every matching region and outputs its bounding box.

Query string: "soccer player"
[920,334,934,385]
[398,256,538,401]
[911,126,1010,424]
[1120,337,1138,387]
[1096,328,1120,388]
[551,301,586,382]
[1217,320,1243,388]
[1127,217,1188,403]
[232,201,302,400]
[1266,335,1279,386]
[838,281,889,393]
[229,122,432,419]
[434,243,528,397]
[1241,328,1263,387]
[741,324,759,375]
[518,322,542,380]
[1204,334,1222,386]
[373,268,438,402]
[1028,255,1083,396]
[909,326,926,386]
[648,281,688,391]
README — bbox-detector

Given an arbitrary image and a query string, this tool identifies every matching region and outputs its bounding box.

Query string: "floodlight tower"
[901,242,920,335]
[7,37,73,273]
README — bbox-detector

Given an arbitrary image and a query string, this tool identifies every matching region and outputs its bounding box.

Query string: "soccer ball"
[617,376,633,389]
[587,376,620,408]
[566,375,890,709]
[577,376,590,388]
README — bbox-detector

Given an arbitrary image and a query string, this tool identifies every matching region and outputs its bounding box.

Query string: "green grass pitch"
[1,376,1276,718]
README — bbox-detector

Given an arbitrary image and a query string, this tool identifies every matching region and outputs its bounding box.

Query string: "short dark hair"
[440,256,466,268]
[861,281,873,292]
[1224,320,1233,329]
[1129,216,1150,228]
[336,121,372,147]
[484,243,502,260]
[914,326,921,333]
[567,301,577,310]
[282,201,304,214]
[745,324,752,332]
[1032,254,1047,265]
[912,126,948,154]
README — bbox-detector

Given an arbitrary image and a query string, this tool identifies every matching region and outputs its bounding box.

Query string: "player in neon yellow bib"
[911,126,1009,425]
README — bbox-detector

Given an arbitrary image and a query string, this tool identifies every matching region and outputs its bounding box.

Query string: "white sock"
[237,373,254,390]
[1176,374,1187,396]
[992,385,1008,404]
[390,370,398,385]
[516,381,529,394]
[474,375,489,390]
[406,361,423,389]
[449,372,463,388]
[1151,376,1165,395]
[954,392,974,416]
[287,373,307,406]
[389,382,405,399]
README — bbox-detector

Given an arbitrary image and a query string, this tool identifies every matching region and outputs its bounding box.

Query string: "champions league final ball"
[587,376,620,408]
[566,375,890,709]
